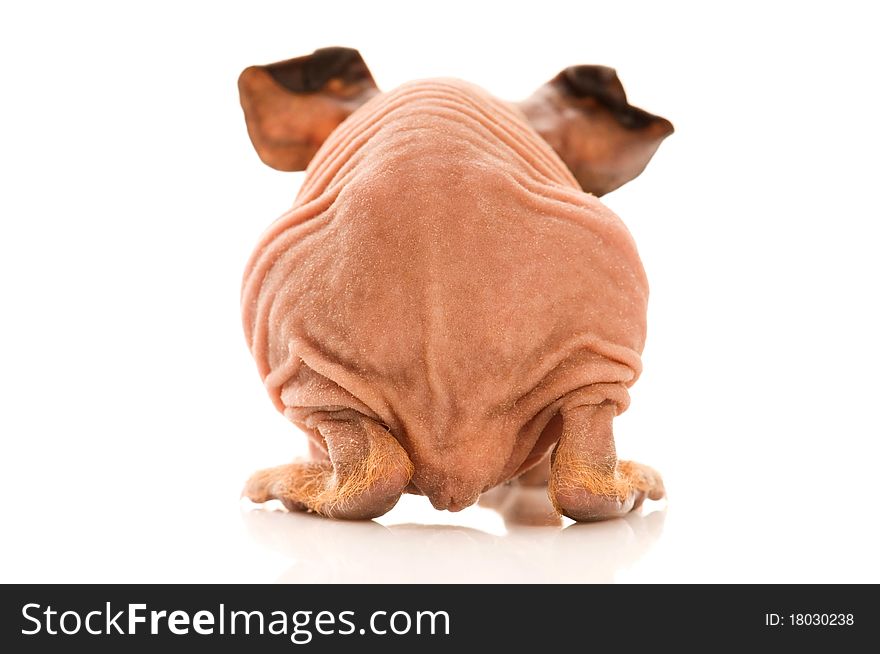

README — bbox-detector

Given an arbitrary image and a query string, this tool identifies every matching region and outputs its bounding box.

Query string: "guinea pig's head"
[237,47,673,196]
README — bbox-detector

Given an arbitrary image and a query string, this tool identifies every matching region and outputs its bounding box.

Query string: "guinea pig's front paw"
[550,460,665,522]
[242,462,316,512]
[618,460,666,504]
[242,412,415,520]
[551,484,635,522]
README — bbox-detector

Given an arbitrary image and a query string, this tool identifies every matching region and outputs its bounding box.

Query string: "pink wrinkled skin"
[242,79,647,511]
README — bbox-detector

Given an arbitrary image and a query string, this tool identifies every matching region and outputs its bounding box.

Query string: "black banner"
[0,584,871,651]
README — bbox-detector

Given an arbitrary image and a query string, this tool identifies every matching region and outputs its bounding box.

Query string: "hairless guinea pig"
[238,47,673,521]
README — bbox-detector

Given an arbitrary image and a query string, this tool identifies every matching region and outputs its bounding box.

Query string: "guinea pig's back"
[242,78,648,439]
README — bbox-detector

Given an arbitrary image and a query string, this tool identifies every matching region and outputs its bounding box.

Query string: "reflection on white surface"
[242,485,666,583]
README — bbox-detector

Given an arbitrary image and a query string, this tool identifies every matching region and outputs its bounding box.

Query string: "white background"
[1,1,878,583]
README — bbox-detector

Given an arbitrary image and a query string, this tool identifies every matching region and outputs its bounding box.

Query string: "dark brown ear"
[518,66,673,196]
[238,47,379,171]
